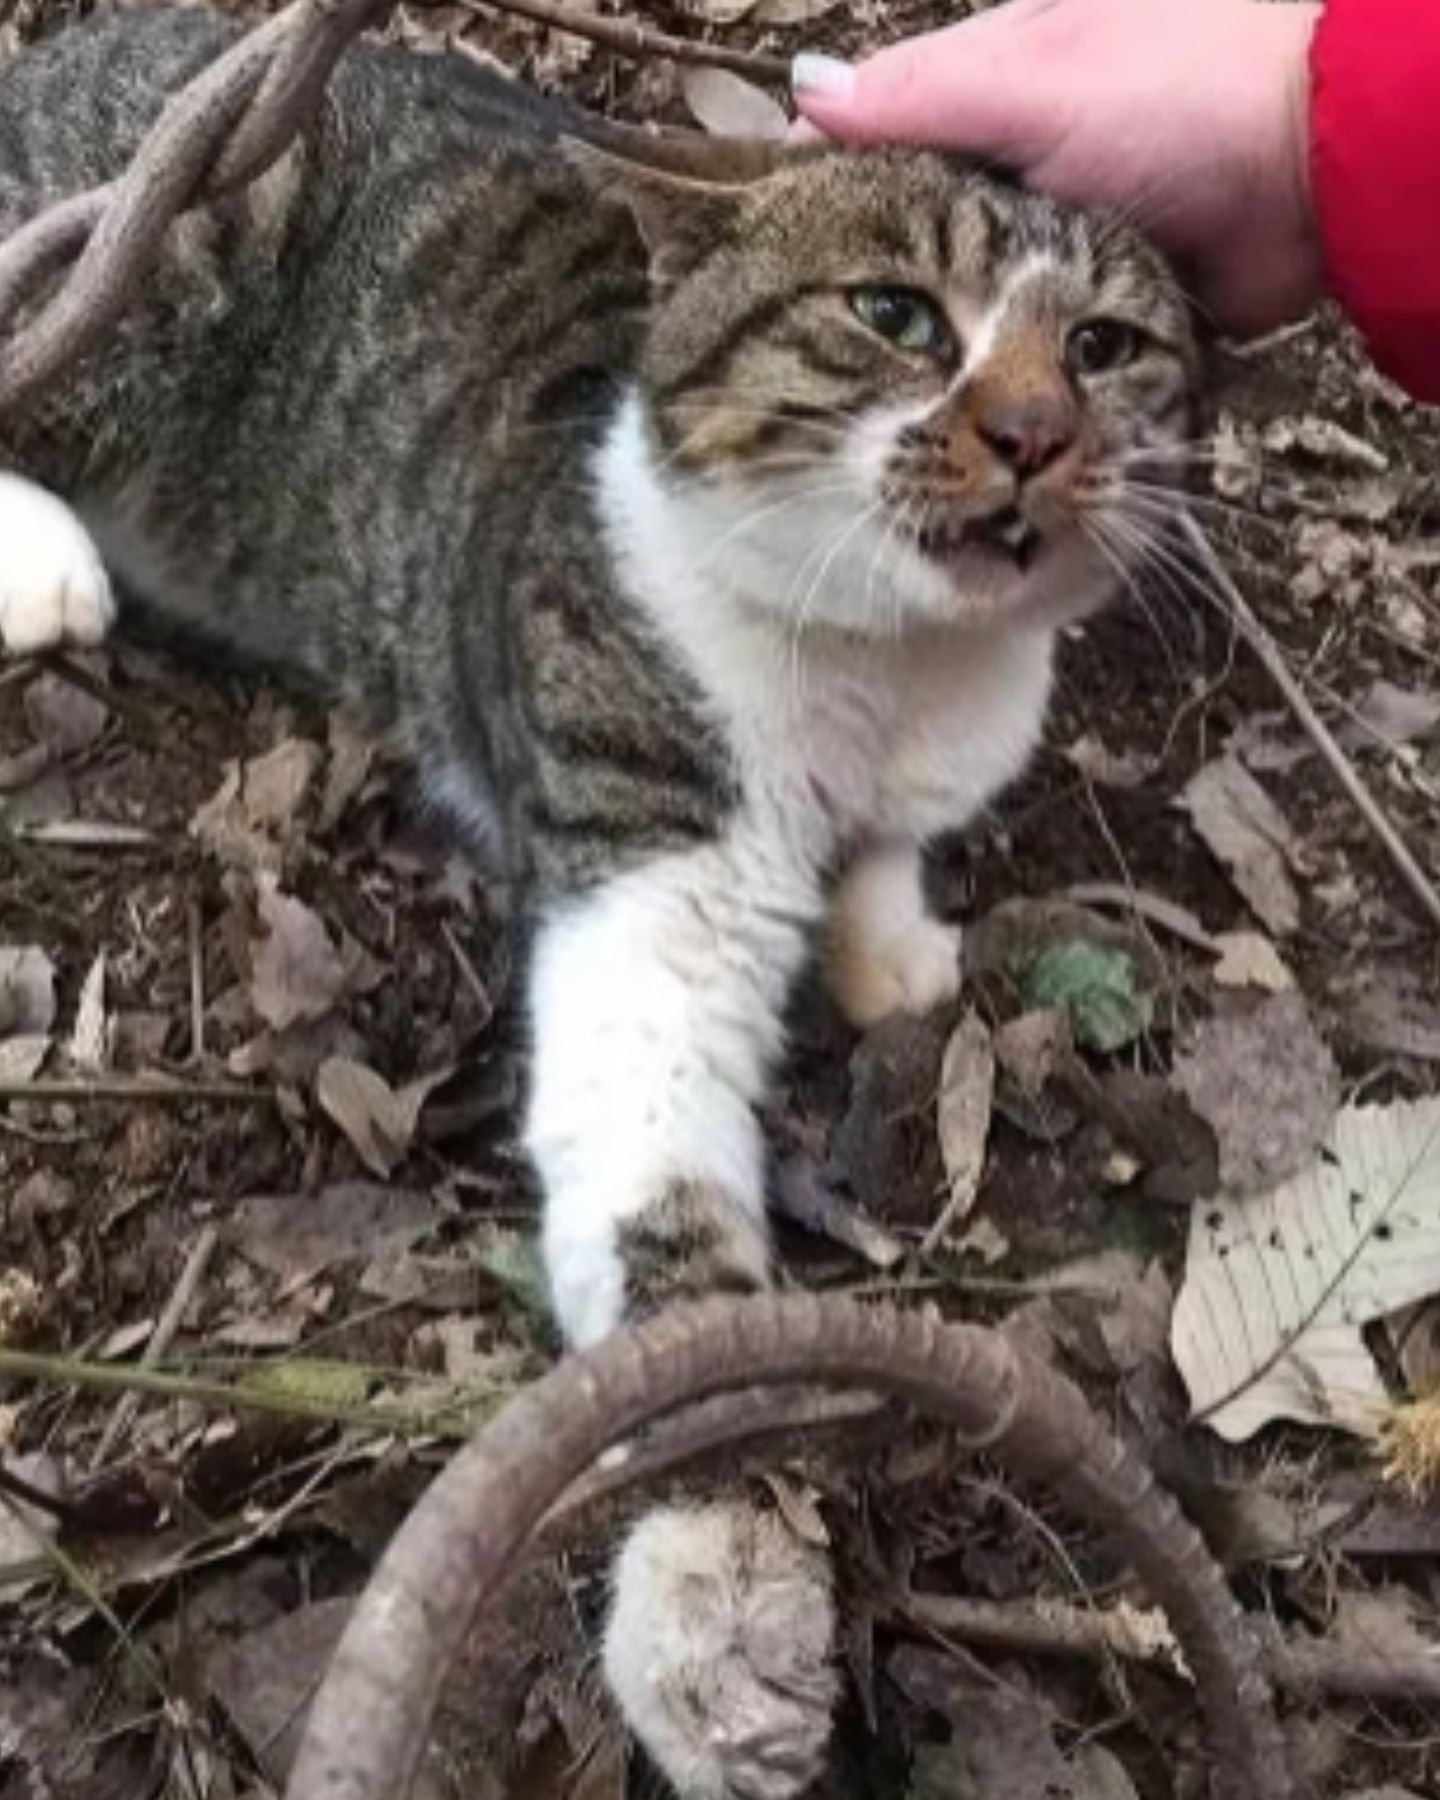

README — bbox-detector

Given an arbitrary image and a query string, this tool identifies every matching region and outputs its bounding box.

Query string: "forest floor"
[3,3,1440,1798]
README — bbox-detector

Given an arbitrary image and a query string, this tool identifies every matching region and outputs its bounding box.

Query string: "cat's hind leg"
[0,473,115,654]
[527,834,838,1799]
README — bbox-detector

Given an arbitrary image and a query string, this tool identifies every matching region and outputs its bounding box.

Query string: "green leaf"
[1022,939,1152,1053]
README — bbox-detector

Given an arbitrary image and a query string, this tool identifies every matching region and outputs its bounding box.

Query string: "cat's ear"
[564,131,788,289]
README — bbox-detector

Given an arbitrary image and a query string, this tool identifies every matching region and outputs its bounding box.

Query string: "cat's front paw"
[0,475,115,655]
[827,911,962,1030]
[605,1501,838,1800]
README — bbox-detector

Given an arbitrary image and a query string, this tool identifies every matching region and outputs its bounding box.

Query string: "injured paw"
[0,474,115,655]
[604,1500,837,1800]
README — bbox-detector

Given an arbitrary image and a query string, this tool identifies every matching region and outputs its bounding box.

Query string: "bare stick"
[0,1075,272,1105]
[1180,513,1440,933]
[187,898,207,1065]
[0,1343,515,1436]
[454,0,790,81]
[900,1587,1440,1706]
[89,1223,221,1469]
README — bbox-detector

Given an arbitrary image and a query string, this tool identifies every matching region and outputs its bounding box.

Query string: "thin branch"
[0,1343,517,1436]
[899,1587,1440,1706]
[0,1075,273,1105]
[1180,513,1440,934]
[90,1223,221,1469]
[454,0,790,81]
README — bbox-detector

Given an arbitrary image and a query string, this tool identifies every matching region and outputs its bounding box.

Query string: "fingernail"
[790,53,856,102]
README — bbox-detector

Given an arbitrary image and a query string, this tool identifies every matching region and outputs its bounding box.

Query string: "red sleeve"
[1311,0,1440,403]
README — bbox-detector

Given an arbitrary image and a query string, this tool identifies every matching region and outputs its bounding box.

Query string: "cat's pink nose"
[975,394,1076,476]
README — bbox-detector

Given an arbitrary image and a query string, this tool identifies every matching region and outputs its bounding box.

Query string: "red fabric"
[1311,0,1440,403]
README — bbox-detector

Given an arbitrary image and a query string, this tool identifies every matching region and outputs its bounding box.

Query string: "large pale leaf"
[1172,1096,1440,1441]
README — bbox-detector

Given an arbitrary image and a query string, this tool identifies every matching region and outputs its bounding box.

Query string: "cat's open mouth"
[915,507,1043,574]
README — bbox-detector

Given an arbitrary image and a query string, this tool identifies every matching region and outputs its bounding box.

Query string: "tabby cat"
[0,8,1198,1794]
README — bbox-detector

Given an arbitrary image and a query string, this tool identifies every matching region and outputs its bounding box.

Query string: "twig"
[1180,513,1440,934]
[187,898,207,1065]
[440,919,492,1028]
[35,651,160,745]
[90,1224,221,1469]
[454,0,790,81]
[0,1075,272,1105]
[0,1343,517,1436]
[898,1587,1440,1706]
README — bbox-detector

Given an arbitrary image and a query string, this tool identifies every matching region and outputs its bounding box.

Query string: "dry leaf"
[66,949,107,1072]
[1181,753,1302,935]
[0,945,55,1082]
[762,1471,829,1547]
[1335,963,1440,1063]
[316,1056,446,1177]
[320,708,376,831]
[682,66,788,140]
[955,1215,1009,1265]
[228,1182,442,1281]
[0,742,52,793]
[205,1598,353,1783]
[191,736,322,872]
[1345,678,1440,750]
[994,1007,1072,1091]
[1262,413,1390,472]
[1171,1095,1440,1441]
[1329,1586,1438,1661]
[0,1452,61,1572]
[249,879,380,1030]
[680,0,758,23]
[0,946,55,1037]
[1062,732,1155,789]
[894,1649,1140,1800]
[930,1009,994,1241]
[754,0,842,20]
[23,671,108,755]
[1211,930,1293,992]
[1171,993,1337,1195]
[772,1156,905,1268]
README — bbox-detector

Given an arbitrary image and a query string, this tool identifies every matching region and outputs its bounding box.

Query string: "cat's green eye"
[849,286,952,357]
[1067,318,1145,377]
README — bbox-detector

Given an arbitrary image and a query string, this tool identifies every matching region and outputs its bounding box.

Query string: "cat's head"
[581,135,1198,636]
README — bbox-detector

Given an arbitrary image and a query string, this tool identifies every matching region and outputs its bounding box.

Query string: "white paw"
[828,913,962,1030]
[0,475,115,655]
[604,1501,838,1800]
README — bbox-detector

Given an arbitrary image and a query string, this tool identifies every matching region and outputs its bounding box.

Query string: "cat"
[0,8,1198,1795]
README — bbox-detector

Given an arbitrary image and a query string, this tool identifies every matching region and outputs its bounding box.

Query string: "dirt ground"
[3,4,1440,1798]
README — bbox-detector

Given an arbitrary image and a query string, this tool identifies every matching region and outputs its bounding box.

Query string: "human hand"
[793,0,1322,339]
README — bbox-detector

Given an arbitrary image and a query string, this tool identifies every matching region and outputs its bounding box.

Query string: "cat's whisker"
[1080,514,1193,676]
[1095,482,1277,533]
[1092,508,1228,654]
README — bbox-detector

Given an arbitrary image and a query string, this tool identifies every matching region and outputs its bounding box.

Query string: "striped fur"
[0,16,1199,1797]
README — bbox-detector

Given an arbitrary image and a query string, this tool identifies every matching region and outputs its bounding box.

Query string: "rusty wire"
[286,1293,1294,1800]
[0,0,801,417]
[0,0,396,414]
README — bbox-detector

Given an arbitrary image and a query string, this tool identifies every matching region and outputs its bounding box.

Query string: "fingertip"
[790,52,857,105]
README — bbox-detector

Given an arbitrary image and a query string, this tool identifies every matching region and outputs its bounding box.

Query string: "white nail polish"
[790,53,856,102]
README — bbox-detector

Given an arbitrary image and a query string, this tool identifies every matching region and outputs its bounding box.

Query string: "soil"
[3,5,1440,1800]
